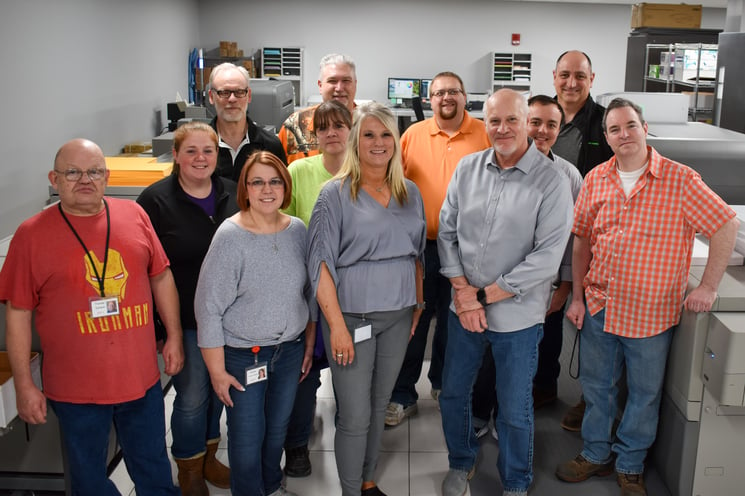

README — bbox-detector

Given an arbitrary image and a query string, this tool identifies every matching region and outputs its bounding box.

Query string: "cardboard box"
[194,67,213,91]
[0,352,42,428]
[682,91,714,109]
[673,47,718,81]
[631,3,702,29]
[123,141,152,154]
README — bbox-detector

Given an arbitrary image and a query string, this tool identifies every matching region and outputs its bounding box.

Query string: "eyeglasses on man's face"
[213,88,249,99]
[248,178,284,190]
[431,88,464,98]
[54,168,106,182]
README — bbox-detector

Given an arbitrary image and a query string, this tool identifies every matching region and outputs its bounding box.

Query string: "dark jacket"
[569,95,614,178]
[211,115,287,181]
[137,175,239,331]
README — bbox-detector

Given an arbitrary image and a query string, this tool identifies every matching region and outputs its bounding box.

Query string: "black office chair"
[411,96,425,122]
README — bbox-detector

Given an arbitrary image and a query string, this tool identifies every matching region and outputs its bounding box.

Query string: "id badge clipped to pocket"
[354,318,372,344]
[245,346,268,386]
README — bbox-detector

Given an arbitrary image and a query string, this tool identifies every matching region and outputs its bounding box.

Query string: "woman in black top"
[137,121,238,494]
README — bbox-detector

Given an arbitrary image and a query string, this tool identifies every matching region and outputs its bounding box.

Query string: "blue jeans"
[171,329,223,459]
[224,335,304,495]
[284,366,322,448]
[440,312,542,493]
[579,308,673,474]
[534,307,564,392]
[285,315,327,449]
[50,381,178,496]
[472,348,497,424]
[390,241,450,406]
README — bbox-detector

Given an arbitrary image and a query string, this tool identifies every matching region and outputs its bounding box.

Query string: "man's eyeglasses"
[431,88,464,98]
[248,178,284,190]
[54,168,106,182]
[213,88,249,99]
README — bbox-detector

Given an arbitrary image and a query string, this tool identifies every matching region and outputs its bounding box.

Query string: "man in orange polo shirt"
[555,98,738,496]
[385,71,490,426]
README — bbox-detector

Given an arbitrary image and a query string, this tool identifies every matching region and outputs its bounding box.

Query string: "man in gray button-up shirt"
[437,89,573,496]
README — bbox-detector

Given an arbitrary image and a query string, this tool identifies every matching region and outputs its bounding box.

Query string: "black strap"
[568,327,580,380]
[58,199,111,297]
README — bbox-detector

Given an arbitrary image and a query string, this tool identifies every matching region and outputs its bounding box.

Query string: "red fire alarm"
[512,33,521,46]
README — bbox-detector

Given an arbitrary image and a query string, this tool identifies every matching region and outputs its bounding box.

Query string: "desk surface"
[389,107,484,119]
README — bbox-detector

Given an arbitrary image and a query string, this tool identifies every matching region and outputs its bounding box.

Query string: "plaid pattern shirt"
[573,146,735,338]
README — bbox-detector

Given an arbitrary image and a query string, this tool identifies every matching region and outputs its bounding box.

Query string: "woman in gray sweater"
[195,151,313,496]
[307,102,427,496]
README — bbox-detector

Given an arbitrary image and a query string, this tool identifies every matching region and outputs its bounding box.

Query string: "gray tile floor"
[112,322,672,495]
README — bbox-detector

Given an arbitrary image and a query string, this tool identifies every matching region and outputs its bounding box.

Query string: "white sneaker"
[267,487,298,496]
[431,388,441,401]
[474,424,489,439]
[491,426,499,441]
[442,467,474,496]
[385,402,418,426]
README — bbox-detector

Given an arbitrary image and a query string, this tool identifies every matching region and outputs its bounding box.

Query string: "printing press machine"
[653,207,745,496]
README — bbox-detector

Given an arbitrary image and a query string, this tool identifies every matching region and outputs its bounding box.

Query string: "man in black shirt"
[208,63,287,180]
[545,50,613,431]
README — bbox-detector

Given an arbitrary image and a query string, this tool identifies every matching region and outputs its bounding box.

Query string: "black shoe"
[361,485,388,496]
[284,445,311,477]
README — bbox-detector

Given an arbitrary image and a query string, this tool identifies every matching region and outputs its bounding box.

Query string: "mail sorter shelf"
[262,46,304,106]
[491,52,531,94]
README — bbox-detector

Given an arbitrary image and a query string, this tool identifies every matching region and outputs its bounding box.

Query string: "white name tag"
[90,297,119,318]
[245,363,268,386]
[354,322,372,343]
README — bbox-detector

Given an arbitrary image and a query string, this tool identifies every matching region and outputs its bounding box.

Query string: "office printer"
[248,79,294,132]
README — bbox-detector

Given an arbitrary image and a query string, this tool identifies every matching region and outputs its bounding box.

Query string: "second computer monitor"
[420,79,432,101]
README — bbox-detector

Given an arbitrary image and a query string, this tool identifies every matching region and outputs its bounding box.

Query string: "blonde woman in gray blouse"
[195,151,313,496]
[307,102,426,496]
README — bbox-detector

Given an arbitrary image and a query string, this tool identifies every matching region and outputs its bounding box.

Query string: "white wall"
[198,0,725,104]
[0,0,199,237]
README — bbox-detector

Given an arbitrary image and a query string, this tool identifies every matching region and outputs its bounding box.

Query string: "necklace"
[246,210,281,254]
[364,182,387,193]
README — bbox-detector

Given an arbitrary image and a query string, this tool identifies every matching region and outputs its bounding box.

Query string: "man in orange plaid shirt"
[555,98,739,496]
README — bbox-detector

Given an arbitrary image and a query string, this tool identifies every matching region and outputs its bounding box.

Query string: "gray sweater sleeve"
[194,221,241,348]
[307,181,343,298]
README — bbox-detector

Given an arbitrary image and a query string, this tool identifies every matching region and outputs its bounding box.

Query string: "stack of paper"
[105,156,172,187]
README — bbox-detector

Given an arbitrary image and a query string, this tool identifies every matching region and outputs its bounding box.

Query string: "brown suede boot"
[175,456,209,496]
[203,440,231,489]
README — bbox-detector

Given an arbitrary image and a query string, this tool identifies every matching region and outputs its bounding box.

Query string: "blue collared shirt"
[438,142,574,332]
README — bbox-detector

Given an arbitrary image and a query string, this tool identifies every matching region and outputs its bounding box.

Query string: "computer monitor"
[387,78,421,107]
[420,79,432,101]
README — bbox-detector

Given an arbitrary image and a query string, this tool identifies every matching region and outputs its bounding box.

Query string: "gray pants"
[322,307,413,496]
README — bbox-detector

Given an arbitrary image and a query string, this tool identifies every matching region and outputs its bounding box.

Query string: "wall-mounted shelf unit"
[262,46,304,106]
[491,52,532,94]
[643,42,717,121]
